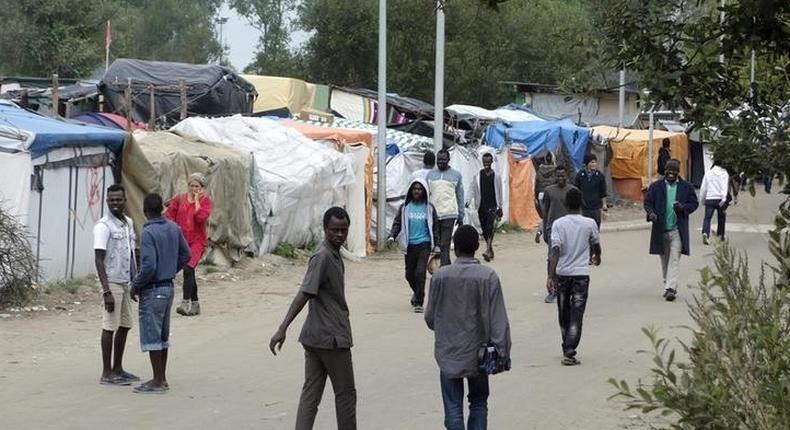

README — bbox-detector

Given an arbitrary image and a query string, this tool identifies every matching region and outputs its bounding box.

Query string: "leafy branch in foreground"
[608,197,790,429]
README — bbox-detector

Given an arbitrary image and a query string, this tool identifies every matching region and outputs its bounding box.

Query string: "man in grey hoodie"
[389,178,440,313]
[427,149,465,266]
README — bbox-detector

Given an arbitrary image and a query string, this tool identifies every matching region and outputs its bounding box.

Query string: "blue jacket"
[132,217,191,289]
[644,178,699,256]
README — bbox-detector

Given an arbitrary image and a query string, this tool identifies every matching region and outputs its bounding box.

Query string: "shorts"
[138,285,174,352]
[101,282,133,332]
[478,207,498,240]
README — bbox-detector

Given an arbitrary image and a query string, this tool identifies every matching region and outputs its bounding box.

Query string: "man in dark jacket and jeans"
[130,193,191,394]
[644,159,698,302]
[574,153,607,228]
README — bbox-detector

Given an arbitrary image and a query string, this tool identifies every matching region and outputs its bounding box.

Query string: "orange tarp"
[508,153,541,230]
[592,126,688,189]
[281,120,374,254]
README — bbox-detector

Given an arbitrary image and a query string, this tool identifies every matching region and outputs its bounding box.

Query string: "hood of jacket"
[710,165,728,177]
[405,177,430,206]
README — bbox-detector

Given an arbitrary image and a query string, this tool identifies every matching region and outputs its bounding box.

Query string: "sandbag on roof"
[121,131,254,263]
[100,59,257,126]
[171,115,356,254]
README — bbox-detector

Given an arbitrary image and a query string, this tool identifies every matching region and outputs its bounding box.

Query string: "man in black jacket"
[574,154,607,228]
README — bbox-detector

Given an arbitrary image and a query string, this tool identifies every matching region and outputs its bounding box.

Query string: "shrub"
[608,198,790,429]
[0,206,36,307]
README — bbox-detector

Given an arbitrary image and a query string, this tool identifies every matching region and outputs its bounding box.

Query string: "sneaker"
[534,231,542,244]
[188,301,200,316]
[702,234,710,245]
[176,300,191,316]
[664,289,677,302]
[561,356,580,366]
[413,305,424,313]
[544,292,557,303]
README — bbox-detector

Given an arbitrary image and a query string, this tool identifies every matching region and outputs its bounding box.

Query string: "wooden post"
[179,79,187,120]
[148,85,155,130]
[52,74,60,117]
[124,78,132,131]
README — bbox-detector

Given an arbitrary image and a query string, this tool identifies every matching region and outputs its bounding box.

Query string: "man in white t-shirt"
[93,184,139,385]
[549,187,601,366]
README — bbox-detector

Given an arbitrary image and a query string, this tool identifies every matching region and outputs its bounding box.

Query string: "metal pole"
[433,1,445,152]
[647,109,655,184]
[52,74,59,117]
[376,0,387,250]
[719,0,725,64]
[618,69,625,127]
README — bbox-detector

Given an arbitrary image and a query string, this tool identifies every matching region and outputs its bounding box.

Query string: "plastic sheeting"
[121,131,254,264]
[171,116,356,254]
[0,151,32,222]
[507,153,541,230]
[446,104,546,123]
[592,126,689,188]
[485,119,590,172]
[242,75,316,114]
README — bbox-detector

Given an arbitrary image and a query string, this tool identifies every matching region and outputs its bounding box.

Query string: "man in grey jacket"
[427,149,465,266]
[425,225,511,430]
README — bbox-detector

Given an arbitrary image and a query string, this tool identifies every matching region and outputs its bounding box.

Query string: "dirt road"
[0,191,782,429]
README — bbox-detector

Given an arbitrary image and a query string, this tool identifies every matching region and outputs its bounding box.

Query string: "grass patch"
[497,222,523,233]
[45,278,84,295]
[273,242,298,259]
[203,265,220,274]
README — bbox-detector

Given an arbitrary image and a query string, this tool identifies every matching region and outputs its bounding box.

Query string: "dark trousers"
[436,219,456,266]
[478,207,497,240]
[556,275,590,358]
[702,199,726,238]
[182,266,198,301]
[296,346,357,430]
[440,372,489,430]
[581,208,602,229]
[405,242,431,306]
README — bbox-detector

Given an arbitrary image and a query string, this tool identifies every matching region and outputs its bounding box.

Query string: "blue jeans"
[702,199,726,238]
[138,285,174,352]
[440,372,489,430]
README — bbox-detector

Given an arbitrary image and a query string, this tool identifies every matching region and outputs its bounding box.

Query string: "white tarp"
[0,151,32,222]
[370,150,423,241]
[172,115,356,254]
[446,104,546,123]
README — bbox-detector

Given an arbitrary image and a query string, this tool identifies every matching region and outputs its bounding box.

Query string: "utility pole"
[376,0,387,250]
[433,0,445,152]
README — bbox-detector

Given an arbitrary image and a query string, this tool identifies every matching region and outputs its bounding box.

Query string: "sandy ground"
[0,191,784,430]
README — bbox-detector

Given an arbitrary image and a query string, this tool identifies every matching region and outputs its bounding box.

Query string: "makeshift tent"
[592,126,689,201]
[446,104,547,124]
[0,101,126,280]
[99,59,257,126]
[121,131,254,264]
[330,87,434,125]
[485,119,590,172]
[242,75,316,114]
[308,117,434,153]
[71,112,146,131]
[171,115,355,254]
[507,153,541,230]
[279,120,374,257]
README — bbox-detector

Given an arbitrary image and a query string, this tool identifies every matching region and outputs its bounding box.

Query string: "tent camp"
[592,126,689,201]
[330,87,434,126]
[100,59,257,126]
[71,112,146,131]
[171,116,357,255]
[485,119,591,172]
[279,120,374,257]
[0,101,126,281]
[121,131,254,265]
[242,75,317,115]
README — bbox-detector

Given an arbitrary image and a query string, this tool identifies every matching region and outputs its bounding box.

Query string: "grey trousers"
[660,230,682,291]
[295,346,357,430]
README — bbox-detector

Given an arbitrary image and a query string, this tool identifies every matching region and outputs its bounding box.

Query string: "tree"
[593,0,789,181]
[228,0,302,75]
[0,0,223,77]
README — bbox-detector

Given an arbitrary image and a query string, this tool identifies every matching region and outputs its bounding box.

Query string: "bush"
[272,242,298,259]
[608,198,790,429]
[0,206,36,307]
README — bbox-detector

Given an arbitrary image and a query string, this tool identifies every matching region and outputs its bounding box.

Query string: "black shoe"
[664,289,677,302]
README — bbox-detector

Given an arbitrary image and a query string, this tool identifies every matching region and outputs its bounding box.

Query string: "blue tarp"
[485,119,590,171]
[0,103,125,158]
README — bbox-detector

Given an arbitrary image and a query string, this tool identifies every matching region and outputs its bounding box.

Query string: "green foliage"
[497,222,523,233]
[273,242,299,259]
[0,0,222,77]
[236,0,602,107]
[608,198,790,429]
[593,0,789,178]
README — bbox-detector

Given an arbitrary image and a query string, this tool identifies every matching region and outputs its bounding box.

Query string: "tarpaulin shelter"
[330,87,434,126]
[171,115,356,255]
[242,75,316,114]
[121,131,254,265]
[485,119,590,172]
[99,59,257,126]
[71,112,146,131]
[0,101,126,280]
[279,120,374,257]
[446,104,547,125]
[592,126,689,201]
[507,153,541,230]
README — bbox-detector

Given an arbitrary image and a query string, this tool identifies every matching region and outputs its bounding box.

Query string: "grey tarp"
[100,59,257,126]
[121,131,254,264]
